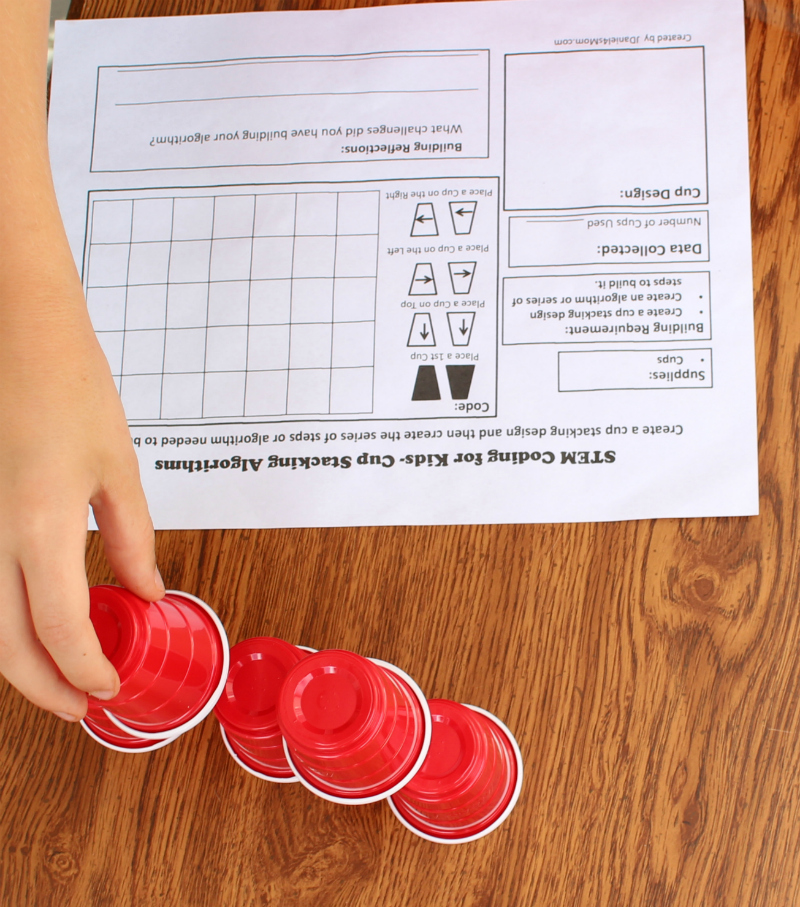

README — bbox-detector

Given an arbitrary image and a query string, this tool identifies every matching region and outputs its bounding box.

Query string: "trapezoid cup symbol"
[448,262,476,295]
[446,364,475,400]
[411,203,438,236]
[409,263,437,295]
[408,313,436,347]
[447,311,475,346]
[449,201,477,235]
[412,365,441,401]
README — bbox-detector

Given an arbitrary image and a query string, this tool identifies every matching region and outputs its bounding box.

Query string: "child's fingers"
[92,464,165,604]
[0,561,89,719]
[21,514,120,699]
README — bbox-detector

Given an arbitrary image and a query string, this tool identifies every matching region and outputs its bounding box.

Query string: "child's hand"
[0,255,165,721]
[0,0,164,721]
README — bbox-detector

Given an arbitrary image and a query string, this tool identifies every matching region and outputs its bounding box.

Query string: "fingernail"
[54,711,80,722]
[154,567,165,591]
[89,690,117,701]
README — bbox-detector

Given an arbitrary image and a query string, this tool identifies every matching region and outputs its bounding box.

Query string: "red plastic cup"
[88,585,229,740]
[81,702,177,753]
[215,637,308,782]
[388,701,523,843]
[277,650,431,804]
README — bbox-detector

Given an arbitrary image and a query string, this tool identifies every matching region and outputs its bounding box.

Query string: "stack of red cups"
[213,637,310,782]
[388,699,523,843]
[276,650,432,804]
[81,587,522,843]
[82,585,229,752]
[214,640,523,842]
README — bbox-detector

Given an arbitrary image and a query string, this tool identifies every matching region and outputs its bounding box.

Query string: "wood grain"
[2,0,799,904]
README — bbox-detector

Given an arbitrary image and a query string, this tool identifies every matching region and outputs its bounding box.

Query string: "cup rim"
[80,717,178,753]
[283,655,432,806]
[103,590,230,741]
[219,724,300,783]
[387,703,524,844]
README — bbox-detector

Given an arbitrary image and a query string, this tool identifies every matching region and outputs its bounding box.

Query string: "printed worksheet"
[49,0,758,528]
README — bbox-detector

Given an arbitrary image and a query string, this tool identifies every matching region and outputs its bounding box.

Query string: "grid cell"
[208,281,250,326]
[125,284,167,330]
[330,367,374,414]
[91,200,133,244]
[245,370,288,416]
[87,286,127,331]
[204,372,246,417]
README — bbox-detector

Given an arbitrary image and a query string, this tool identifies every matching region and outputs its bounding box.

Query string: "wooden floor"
[2,0,800,904]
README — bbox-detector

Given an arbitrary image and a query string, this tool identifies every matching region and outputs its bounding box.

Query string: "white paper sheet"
[48,0,758,528]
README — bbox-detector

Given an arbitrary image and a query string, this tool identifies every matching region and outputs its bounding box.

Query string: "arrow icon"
[410,203,438,237]
[448,261,476,295]
[448,200,477,235]
[408,313,436,348]
[447,311,475,347]
[409,263,437,296]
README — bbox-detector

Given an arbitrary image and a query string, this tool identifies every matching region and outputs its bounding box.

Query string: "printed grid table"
[85,188,379,421]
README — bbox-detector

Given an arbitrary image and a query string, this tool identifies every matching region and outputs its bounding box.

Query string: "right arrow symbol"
[448,261,477,295]
[409,263,437,296]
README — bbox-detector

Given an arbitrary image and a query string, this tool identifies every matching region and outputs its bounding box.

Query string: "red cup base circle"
[283,657,432,806]
[388,704,524,844]
[104,590,229,741]
[81,712,177,753]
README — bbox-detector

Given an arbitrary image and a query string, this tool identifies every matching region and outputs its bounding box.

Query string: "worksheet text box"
[509,212,709,268]
[503,271,710,344]
[91,50,489,171]
[504,47,708,210]
[558,348,712,391]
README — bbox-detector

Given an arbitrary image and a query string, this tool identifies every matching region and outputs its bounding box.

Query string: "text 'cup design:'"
[88,586,228,739]
[277,650,429,802]
[214,636,308,781]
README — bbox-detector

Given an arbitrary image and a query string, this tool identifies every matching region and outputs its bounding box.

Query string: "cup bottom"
[104,590,230,740]
[283,657,432,806]
[388,704,524,844]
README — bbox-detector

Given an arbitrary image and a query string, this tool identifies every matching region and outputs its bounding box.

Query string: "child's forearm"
[0,0,85,328]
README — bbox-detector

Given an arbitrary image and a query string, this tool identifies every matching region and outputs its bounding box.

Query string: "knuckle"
[35,615,86,652]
